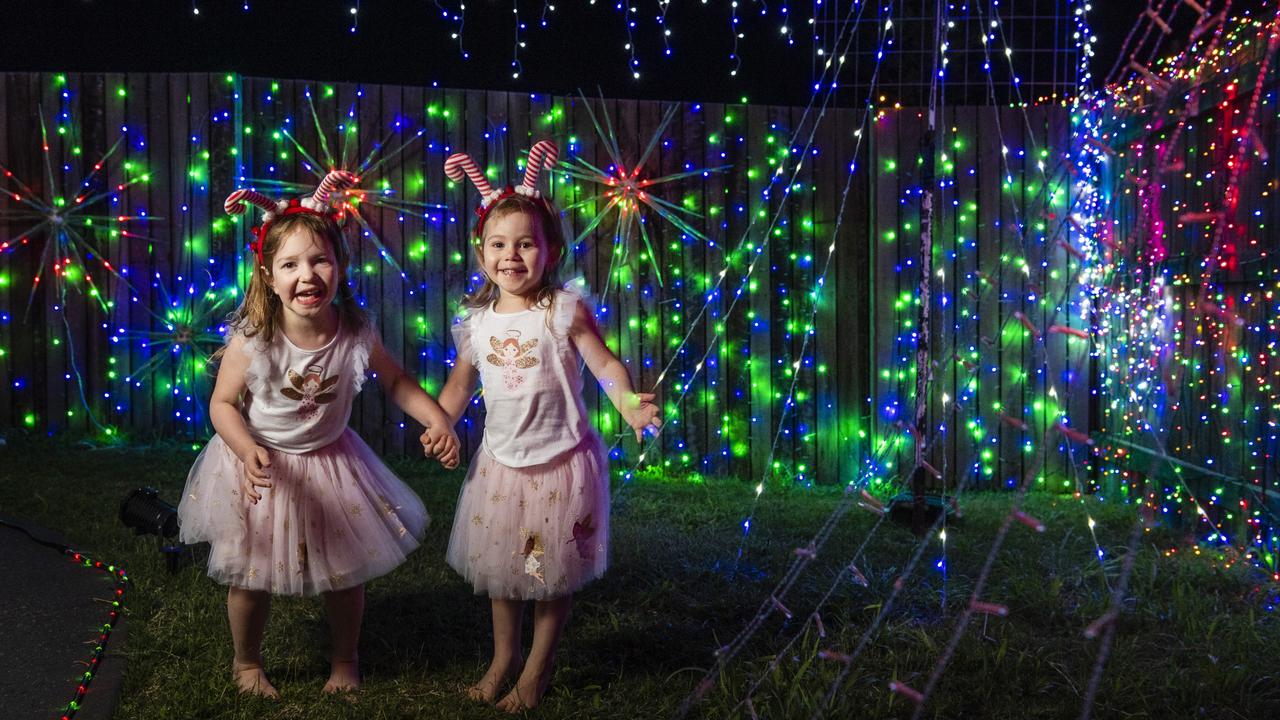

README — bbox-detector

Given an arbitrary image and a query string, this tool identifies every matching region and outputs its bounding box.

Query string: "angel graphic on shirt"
[280,364,339,420]
[486,330,539,390]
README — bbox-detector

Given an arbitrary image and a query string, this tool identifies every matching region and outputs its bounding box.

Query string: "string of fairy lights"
[715,0,897,570]
[679,0,1276,715]
[1085,4,1280,572]
[1071,0,1237,604]
[821,5,1280,716]
[675,0,1097,710]
[0,4,1264,556]
[895,3,1109,712]
[601,0,888,497]
[0,11,1254,527]
[3,2,1280,718]
[175,0,1079,102]
[1070,9,1280,717]
[678,1,1114,713]
[56,549,130,720]
[184,0,813,83]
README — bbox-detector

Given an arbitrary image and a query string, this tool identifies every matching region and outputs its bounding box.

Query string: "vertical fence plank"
[975,105,1006,490]
[746,102,773,483]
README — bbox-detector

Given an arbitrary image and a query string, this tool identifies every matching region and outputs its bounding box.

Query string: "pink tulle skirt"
[446,434,609,601]
[177,429,428,596]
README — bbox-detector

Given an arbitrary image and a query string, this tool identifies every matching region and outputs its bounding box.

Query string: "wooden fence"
[0,72,1090,489]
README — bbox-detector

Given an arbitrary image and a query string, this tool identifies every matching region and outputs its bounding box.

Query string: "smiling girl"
[177,173,459,698]
[438,142,662,712]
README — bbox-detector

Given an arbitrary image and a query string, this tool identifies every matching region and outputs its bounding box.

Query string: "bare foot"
[322,659,361,694]
[231,662,280,699]
[465,655,524,704]
[496,663,553,713]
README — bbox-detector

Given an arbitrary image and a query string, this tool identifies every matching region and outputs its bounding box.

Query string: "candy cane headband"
[223,170,358,266]
[445,140,558,240]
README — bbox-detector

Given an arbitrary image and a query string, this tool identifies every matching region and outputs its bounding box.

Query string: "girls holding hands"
[439,142,661,711]
[181,141,655,711]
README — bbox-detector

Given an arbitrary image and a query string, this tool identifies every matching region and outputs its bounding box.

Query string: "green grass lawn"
[1,435,1277,719]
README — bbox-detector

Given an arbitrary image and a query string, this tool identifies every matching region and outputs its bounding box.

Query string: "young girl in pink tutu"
[177,172,460,698]
[438,141,662,712]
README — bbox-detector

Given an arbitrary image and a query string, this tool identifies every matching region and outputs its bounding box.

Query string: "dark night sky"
[0,1,1268,105]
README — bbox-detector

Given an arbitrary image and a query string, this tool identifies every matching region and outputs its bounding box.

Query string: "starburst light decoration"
[0,104,151,313]
[558,96,727,289]
[246,86,444,280]
[116,270,229,387]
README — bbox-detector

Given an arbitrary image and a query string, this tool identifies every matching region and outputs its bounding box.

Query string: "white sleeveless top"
[451,287,594,468]
[232,323,374,454]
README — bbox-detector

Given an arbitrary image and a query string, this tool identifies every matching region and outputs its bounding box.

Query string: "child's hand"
[418,427,437,458]
[240,445,272,505]
[435,429,461,470]
[420,425,461,470]
[622,392,662,443]
[418,426,446,458]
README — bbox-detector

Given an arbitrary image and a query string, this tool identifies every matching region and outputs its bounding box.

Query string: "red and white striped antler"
[521,140,559,191]
[444,152,496,199]
[307,170,358,210]
[224,189,283,219]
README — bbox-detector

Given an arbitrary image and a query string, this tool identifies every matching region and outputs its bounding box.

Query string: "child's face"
[481,210,549,300]
[268,227,340,325]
